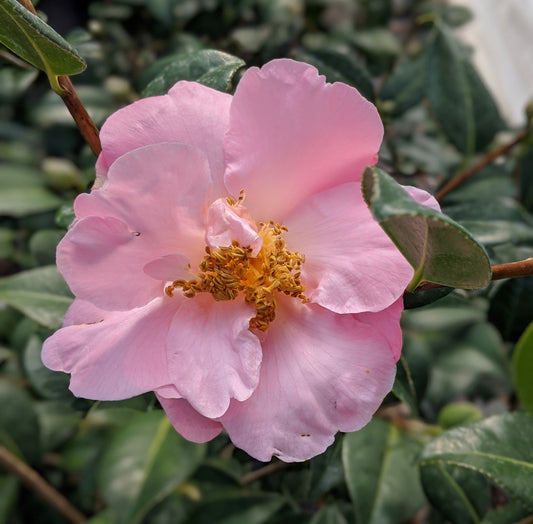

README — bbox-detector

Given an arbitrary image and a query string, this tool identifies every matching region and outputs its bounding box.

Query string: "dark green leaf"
[362,166,491,290]
[427,23,504,154]
[0,380,40,462]
[308,505,348,524]
[483,499,533,524]
[489,276,533,342]
[392,355,418,416]
[380,50,429,115]
[0,474,18,523]
[420,464,489,524]
[0,265,72,330]
[512,321,533,414]
[342,418,425,524]
[420,412,533,511]
[0,0,86,91]
[142,50,245,96]
[187,493,286,524]
[0,164,64,217]
[98,410,206,524]
[35,400,81,451]
[293,47,374,101]
[23,334,72,400]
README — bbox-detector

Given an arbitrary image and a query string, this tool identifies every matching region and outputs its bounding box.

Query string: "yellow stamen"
[167,221,308,331]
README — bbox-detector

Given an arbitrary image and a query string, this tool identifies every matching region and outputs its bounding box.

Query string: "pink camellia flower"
[42,59,437,462]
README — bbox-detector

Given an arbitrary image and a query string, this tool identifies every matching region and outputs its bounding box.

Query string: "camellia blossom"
[42,59,438,462]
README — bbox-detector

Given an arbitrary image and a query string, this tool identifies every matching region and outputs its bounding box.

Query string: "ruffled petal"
[220,298,402,462]
[96,82,231,196]
[41,297,178,400]
[206,198,262,255]
[284,182,413,313]
[165,294,262,419]
[224,59,383,222]
[62,144,210,311]
[156,394,223,443]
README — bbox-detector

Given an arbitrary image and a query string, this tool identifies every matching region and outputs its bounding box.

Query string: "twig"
[435,128,530,201]
[0,446,87,524]
[491,258,533,281]
[16,0,102,156]
[241,461,290,485]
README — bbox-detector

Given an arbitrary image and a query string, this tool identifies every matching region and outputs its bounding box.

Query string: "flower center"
[165,221,308,331]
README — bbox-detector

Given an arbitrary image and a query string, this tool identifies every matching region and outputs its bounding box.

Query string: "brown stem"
[16,0,102,157]
[58,76,102,156]
[491,258,533,281]
[435,128,530,201]
[0,446,87,524]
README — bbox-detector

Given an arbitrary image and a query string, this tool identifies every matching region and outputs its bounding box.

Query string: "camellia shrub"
[0,1,532,523]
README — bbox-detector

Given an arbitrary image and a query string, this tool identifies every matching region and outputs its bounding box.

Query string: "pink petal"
[224,59,383,222]
[166,294,262,419]
[62,298,108,327]
[284,182,413,314]
[96,82,231,197]
[143,254,192,281]
[63,144,211,311]
[206,198,262,255]
[220,298,401,462]
[41,297,178,400]
[156,394,223,443]
[404,185,441,211]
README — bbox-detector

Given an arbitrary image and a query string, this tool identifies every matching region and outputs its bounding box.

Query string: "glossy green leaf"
[23,334,72,400]
[380,50,429,115]
[98,410,206,524]
[362,166,491,291]
[0,474,18,523]
[0,0,86,92]
[0,381,40,462]
[420,464,489,524]
[0,164,64,217]
[0,265,72,330]
[420,412,533,511]
[392,355,418,415]
[483,499,533,524]
[293,47,374,101]
[35,400,81,452]
[308,505,348,524]
[489,276,533,342]
[342,418,426,524]
[512,321,533,415]
[427,23,504,154]
[187,493,286,524]
[142,50,245,96]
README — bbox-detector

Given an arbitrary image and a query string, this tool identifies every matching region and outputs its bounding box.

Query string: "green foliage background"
[1,0,532,522]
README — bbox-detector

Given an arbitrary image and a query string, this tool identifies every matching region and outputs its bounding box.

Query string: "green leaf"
[34,400,81,452]
[308,505,348,524]
[23,334,72,400]
[0,0,86,92]
[392,355,419,416]
[293,47,374,101]
[0,380,40,462]
[342,418,426,524]
[0,474,18,523]
[142,50,245,97]
[0,164,64,217]
[380,50,429,115]
[420,464,489,524]
[0,265,72,330]
[512,321,533,415]
[187,493,286,524]
[420,412,533,511]
[362,166,491,291]
[489,276,533,342]
[98,410,206,524]
[427,23,504,154]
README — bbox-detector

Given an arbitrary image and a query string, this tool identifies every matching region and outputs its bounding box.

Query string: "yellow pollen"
[166,221,308,331]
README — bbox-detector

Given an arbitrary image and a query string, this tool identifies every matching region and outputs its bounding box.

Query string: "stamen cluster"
[165,222,308,330]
